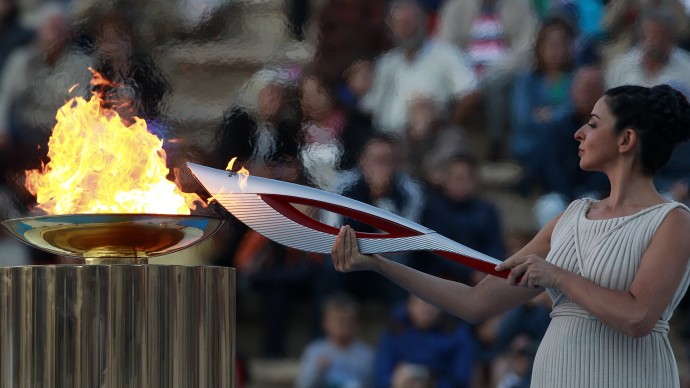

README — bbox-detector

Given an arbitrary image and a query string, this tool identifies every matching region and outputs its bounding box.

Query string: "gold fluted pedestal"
[0,264,236,388]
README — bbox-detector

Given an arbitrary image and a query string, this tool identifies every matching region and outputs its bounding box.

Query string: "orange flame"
[225,157,238,171]
[237,166,249,189]
[25,83,200,215]
[224,156,250,190]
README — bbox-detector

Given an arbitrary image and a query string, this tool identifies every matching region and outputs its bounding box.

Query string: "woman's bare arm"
[331,214,561,323]
[556,208,690,336]
[499,207,690,337]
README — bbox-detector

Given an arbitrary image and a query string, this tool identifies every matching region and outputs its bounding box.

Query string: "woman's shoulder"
[658,202,690,229]
[548,198,591,231]
[564,198,592,217]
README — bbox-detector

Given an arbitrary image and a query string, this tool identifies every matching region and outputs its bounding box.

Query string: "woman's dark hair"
[604,84,690,175]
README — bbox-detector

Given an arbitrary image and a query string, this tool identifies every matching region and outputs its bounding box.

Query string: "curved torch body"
[187,163,508,278]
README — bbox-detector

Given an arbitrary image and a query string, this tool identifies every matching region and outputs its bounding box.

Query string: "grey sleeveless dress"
[531,199,690,388]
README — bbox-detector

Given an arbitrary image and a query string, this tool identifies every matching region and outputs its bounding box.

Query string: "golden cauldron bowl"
[1,213,224,264]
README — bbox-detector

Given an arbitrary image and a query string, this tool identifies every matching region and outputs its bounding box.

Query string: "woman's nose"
[574,126,584,141]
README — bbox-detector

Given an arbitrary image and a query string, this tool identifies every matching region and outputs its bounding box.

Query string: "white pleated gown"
[531,199,690,388]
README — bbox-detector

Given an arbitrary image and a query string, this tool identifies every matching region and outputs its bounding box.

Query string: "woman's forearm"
[373,254,481,322]
[373,254,540,323]
[557,271,655,337]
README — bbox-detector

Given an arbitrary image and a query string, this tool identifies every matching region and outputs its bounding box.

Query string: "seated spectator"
[311,0,390,91]
[485,291,551,387]
[312,134,424,334]
[333,60,376,170]
[335,59,373,113]
[298,68,373,188]
[0,3,92,208]
[208,67,303,269]
[0,0,33,74]
[411,154,505,284]
[375,294,476,388]
[510,16,576,196]
[327,133,425,230]
[391,363,433,388]
[81,9,168,125]
[494,336,540,388]
[234,223,319,358]
[210,66,302,171]
[605,6,690,93]
[404,97,466,182]
[437,0,538,159]
[295,293,375,388]
[531,66,611,227]
[233,160,320,358]
[600,0,690,66]
[361,0,476,136]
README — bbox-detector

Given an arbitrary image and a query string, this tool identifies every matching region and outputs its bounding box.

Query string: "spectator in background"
[490,293,551,387]
[298,68,373,188]
[0,0,31,181]
[335,59,373,112]
[0,3,92,207]
[233,160,320,358]
[0,0,32,74]
[328,133,425,241]
[600,0,690,66]
[510,16,576,196]
[312,0,390,92]
[391,363,434,388]
[437,0,537,159]
[82,10,168,125]
[494,336,540,388]
[209,67,303,270]
[604,6,690,202]
[605,6,690,93]
[411,154,505,285]
[361,0,476,136]
[531,66,610,227]
[313,133,424,334]
[404,96,466,182]
[211,67,302,172]
[296,293,374,388]
[375,294,476,388]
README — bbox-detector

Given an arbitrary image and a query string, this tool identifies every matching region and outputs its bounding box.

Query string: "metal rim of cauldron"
[0,213,225,263]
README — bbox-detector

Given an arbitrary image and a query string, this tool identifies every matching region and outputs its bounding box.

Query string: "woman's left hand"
[495,254,566,289]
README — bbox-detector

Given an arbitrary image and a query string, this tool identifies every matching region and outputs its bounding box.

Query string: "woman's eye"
[587,122,596,128]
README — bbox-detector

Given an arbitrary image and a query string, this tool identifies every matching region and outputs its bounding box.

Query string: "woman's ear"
[618,128,638,153]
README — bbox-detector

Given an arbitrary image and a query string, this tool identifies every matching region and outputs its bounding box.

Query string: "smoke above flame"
[24,71,201,215]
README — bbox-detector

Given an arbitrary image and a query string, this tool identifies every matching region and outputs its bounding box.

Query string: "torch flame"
[225,157,238,171]
[224,156,250,190]
[25,80,201,215]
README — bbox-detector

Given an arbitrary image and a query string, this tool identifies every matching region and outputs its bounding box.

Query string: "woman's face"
[574,97,622,171]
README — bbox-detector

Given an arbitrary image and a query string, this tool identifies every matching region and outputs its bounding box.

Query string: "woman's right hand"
[331,225,380,272]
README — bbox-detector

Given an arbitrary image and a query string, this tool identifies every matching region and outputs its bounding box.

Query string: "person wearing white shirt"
[606,7,690,95]
[361,0,477,136]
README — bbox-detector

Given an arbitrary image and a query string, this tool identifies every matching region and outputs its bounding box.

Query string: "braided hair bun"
[605,84,690,175]
[648,84,690,145]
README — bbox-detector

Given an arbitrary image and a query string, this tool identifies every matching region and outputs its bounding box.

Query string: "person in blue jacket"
[374,294,476,388]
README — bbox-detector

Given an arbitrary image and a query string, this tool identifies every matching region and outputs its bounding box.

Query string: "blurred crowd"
[3,0,690,387]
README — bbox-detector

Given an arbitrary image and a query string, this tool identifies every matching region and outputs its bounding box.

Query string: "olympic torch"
[187,163,509,278]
